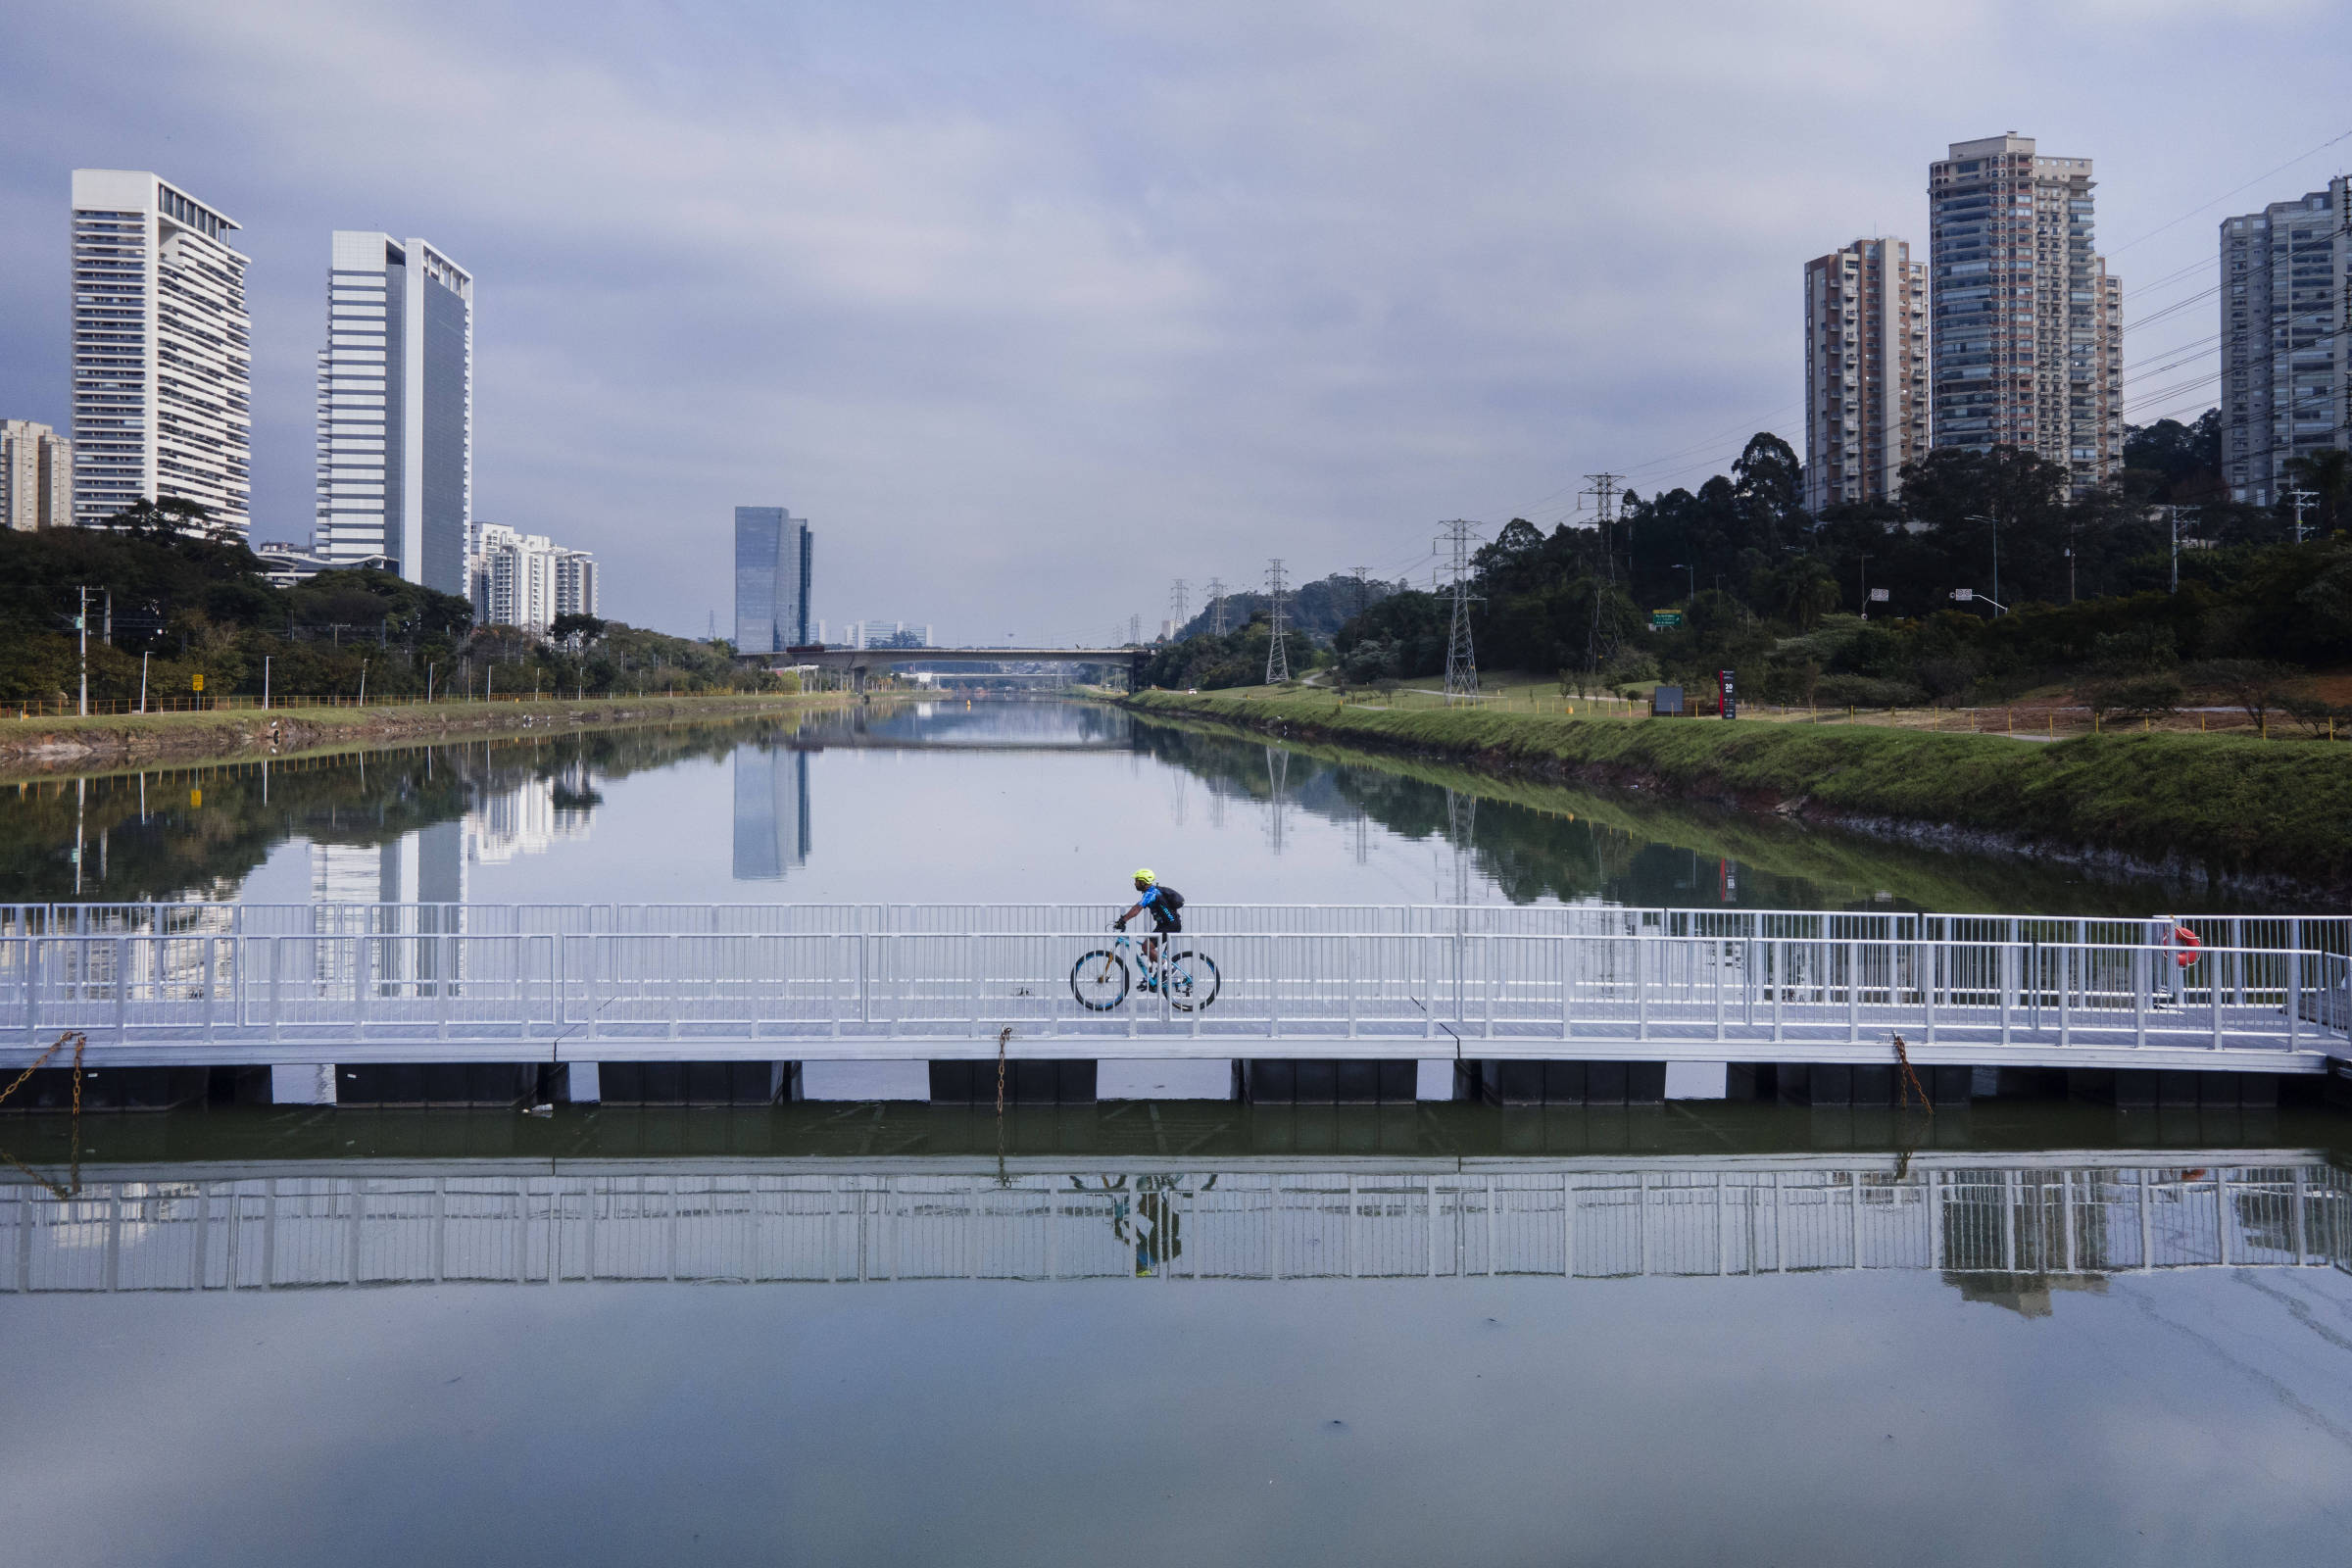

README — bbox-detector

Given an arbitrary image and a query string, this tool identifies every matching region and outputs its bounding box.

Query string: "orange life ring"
[2169,925,2202,968]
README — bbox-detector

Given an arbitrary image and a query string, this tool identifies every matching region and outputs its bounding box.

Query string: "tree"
[550,612,607,648]
[2122,411,2223,504]
[2284,448,2352,533]
[104,495,219,541]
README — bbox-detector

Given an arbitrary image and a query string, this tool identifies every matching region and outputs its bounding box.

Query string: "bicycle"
[1069,928,1220,1012]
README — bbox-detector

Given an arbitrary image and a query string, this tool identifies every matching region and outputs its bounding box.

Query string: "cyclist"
[1113,867,1183,981]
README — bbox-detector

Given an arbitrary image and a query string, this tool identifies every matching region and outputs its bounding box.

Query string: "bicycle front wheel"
[1070,950,1129,1011]
[1163,951,1220,1011]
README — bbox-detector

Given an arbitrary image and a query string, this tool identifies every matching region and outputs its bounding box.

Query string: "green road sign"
[1649,611,1684,630]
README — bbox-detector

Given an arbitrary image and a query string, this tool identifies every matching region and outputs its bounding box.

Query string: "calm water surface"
[0,697,2274,913]
[2,701,2347,1566]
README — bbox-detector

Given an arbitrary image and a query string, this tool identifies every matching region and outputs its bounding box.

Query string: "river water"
[2,699,2348,1566]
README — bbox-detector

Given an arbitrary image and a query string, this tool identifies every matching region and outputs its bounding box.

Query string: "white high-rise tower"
[69,170,252,533]
[315,231,474,593]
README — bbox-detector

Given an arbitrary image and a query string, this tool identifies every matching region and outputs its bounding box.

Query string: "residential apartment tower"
[315,230,474,593]
[1801,238,1929,511]
[69,170,252,532]
[469,522,594,634]
[0,419,73,531]
[2219,177,2351,507]
[1926,135,2123,493]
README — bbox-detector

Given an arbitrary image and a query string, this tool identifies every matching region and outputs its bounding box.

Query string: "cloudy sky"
[3,1,2348,642]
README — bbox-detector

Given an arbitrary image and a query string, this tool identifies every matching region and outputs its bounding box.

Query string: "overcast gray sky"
[3,1,2348,642]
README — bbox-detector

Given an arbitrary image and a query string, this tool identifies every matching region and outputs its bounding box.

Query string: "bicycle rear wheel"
[1163,951,1220,1011]
[1070,950,1129,1011]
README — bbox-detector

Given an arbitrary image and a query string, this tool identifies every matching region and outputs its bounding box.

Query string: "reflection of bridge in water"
[7,1152,2344,1298]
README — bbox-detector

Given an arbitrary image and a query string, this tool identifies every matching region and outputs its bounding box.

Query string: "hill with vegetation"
[0,505,770,706]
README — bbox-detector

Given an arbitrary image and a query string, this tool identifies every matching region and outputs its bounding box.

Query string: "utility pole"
[1263,559,1291,683]
[1857,554,1872,619]
[77,585,89,716]
[1168,578,1189,637]
[1205,577,1228,637]
[2288,488,2316,545]
[2168,506,2180,593]
[1438,519,1482,704]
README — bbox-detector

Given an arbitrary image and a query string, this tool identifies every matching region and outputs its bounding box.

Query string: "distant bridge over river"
[741,646,1145,688]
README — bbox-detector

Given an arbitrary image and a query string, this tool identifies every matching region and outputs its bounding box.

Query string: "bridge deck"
[4,904,2345,1071]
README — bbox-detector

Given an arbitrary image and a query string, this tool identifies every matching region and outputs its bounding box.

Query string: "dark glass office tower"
[732,505,812,652]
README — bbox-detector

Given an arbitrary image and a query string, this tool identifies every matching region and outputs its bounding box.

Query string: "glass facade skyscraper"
[733,506,813,652]
[315,231,473,594]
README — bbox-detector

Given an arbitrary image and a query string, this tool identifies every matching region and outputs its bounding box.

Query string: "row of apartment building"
[1803,133,2126,512]
[14,170,593,631]
[1805,133,2352,514]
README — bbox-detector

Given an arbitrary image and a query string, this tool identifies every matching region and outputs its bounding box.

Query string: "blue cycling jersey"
[1137,886,1168,911]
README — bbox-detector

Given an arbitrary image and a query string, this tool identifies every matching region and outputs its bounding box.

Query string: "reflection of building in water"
[732,745,811,880]
[7,1159,2343,1296]
[308,823,467,985]
[467,772,594,866]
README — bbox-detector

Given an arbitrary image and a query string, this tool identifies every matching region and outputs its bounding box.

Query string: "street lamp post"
[1965,514,2002,614]
[1671,563,1696,604]
[1858,554,1872,619]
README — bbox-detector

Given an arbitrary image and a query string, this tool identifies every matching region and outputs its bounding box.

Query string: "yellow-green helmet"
[1132,867,1156,886]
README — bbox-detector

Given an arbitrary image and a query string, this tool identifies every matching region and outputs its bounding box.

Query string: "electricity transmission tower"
[2288,488,2317,544]
[1263,559,1291,684]
[1351,565,1371,618]
[1128,612,1142,646]
[1580,471,1625,673]
[1205,577,1228,636]
[1437,520,1482,704]
[1168,578,1189,636]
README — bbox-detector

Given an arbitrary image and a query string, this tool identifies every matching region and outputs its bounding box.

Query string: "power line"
[2108,125,2352,255]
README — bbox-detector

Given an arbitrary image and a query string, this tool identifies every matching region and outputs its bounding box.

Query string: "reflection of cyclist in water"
[1079,1174,1214,1276]
[1113,867,1183,982]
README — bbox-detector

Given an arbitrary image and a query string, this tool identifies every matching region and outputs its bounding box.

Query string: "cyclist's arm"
[1115,901,1145,926]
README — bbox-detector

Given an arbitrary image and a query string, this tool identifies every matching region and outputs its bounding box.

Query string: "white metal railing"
[4,1159,2344,1292]
[3,923,2345,1056]
[6,901,2348,948]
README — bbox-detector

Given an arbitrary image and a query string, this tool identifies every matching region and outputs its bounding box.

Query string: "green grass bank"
[1125,690,2352,898]
[0,691,858,781]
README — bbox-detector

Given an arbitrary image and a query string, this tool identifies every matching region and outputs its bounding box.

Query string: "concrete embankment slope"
[0,692,852,780]
[1125,690,2352,899]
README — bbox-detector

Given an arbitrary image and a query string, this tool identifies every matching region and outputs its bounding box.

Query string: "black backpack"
[1157,885,1185,910]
